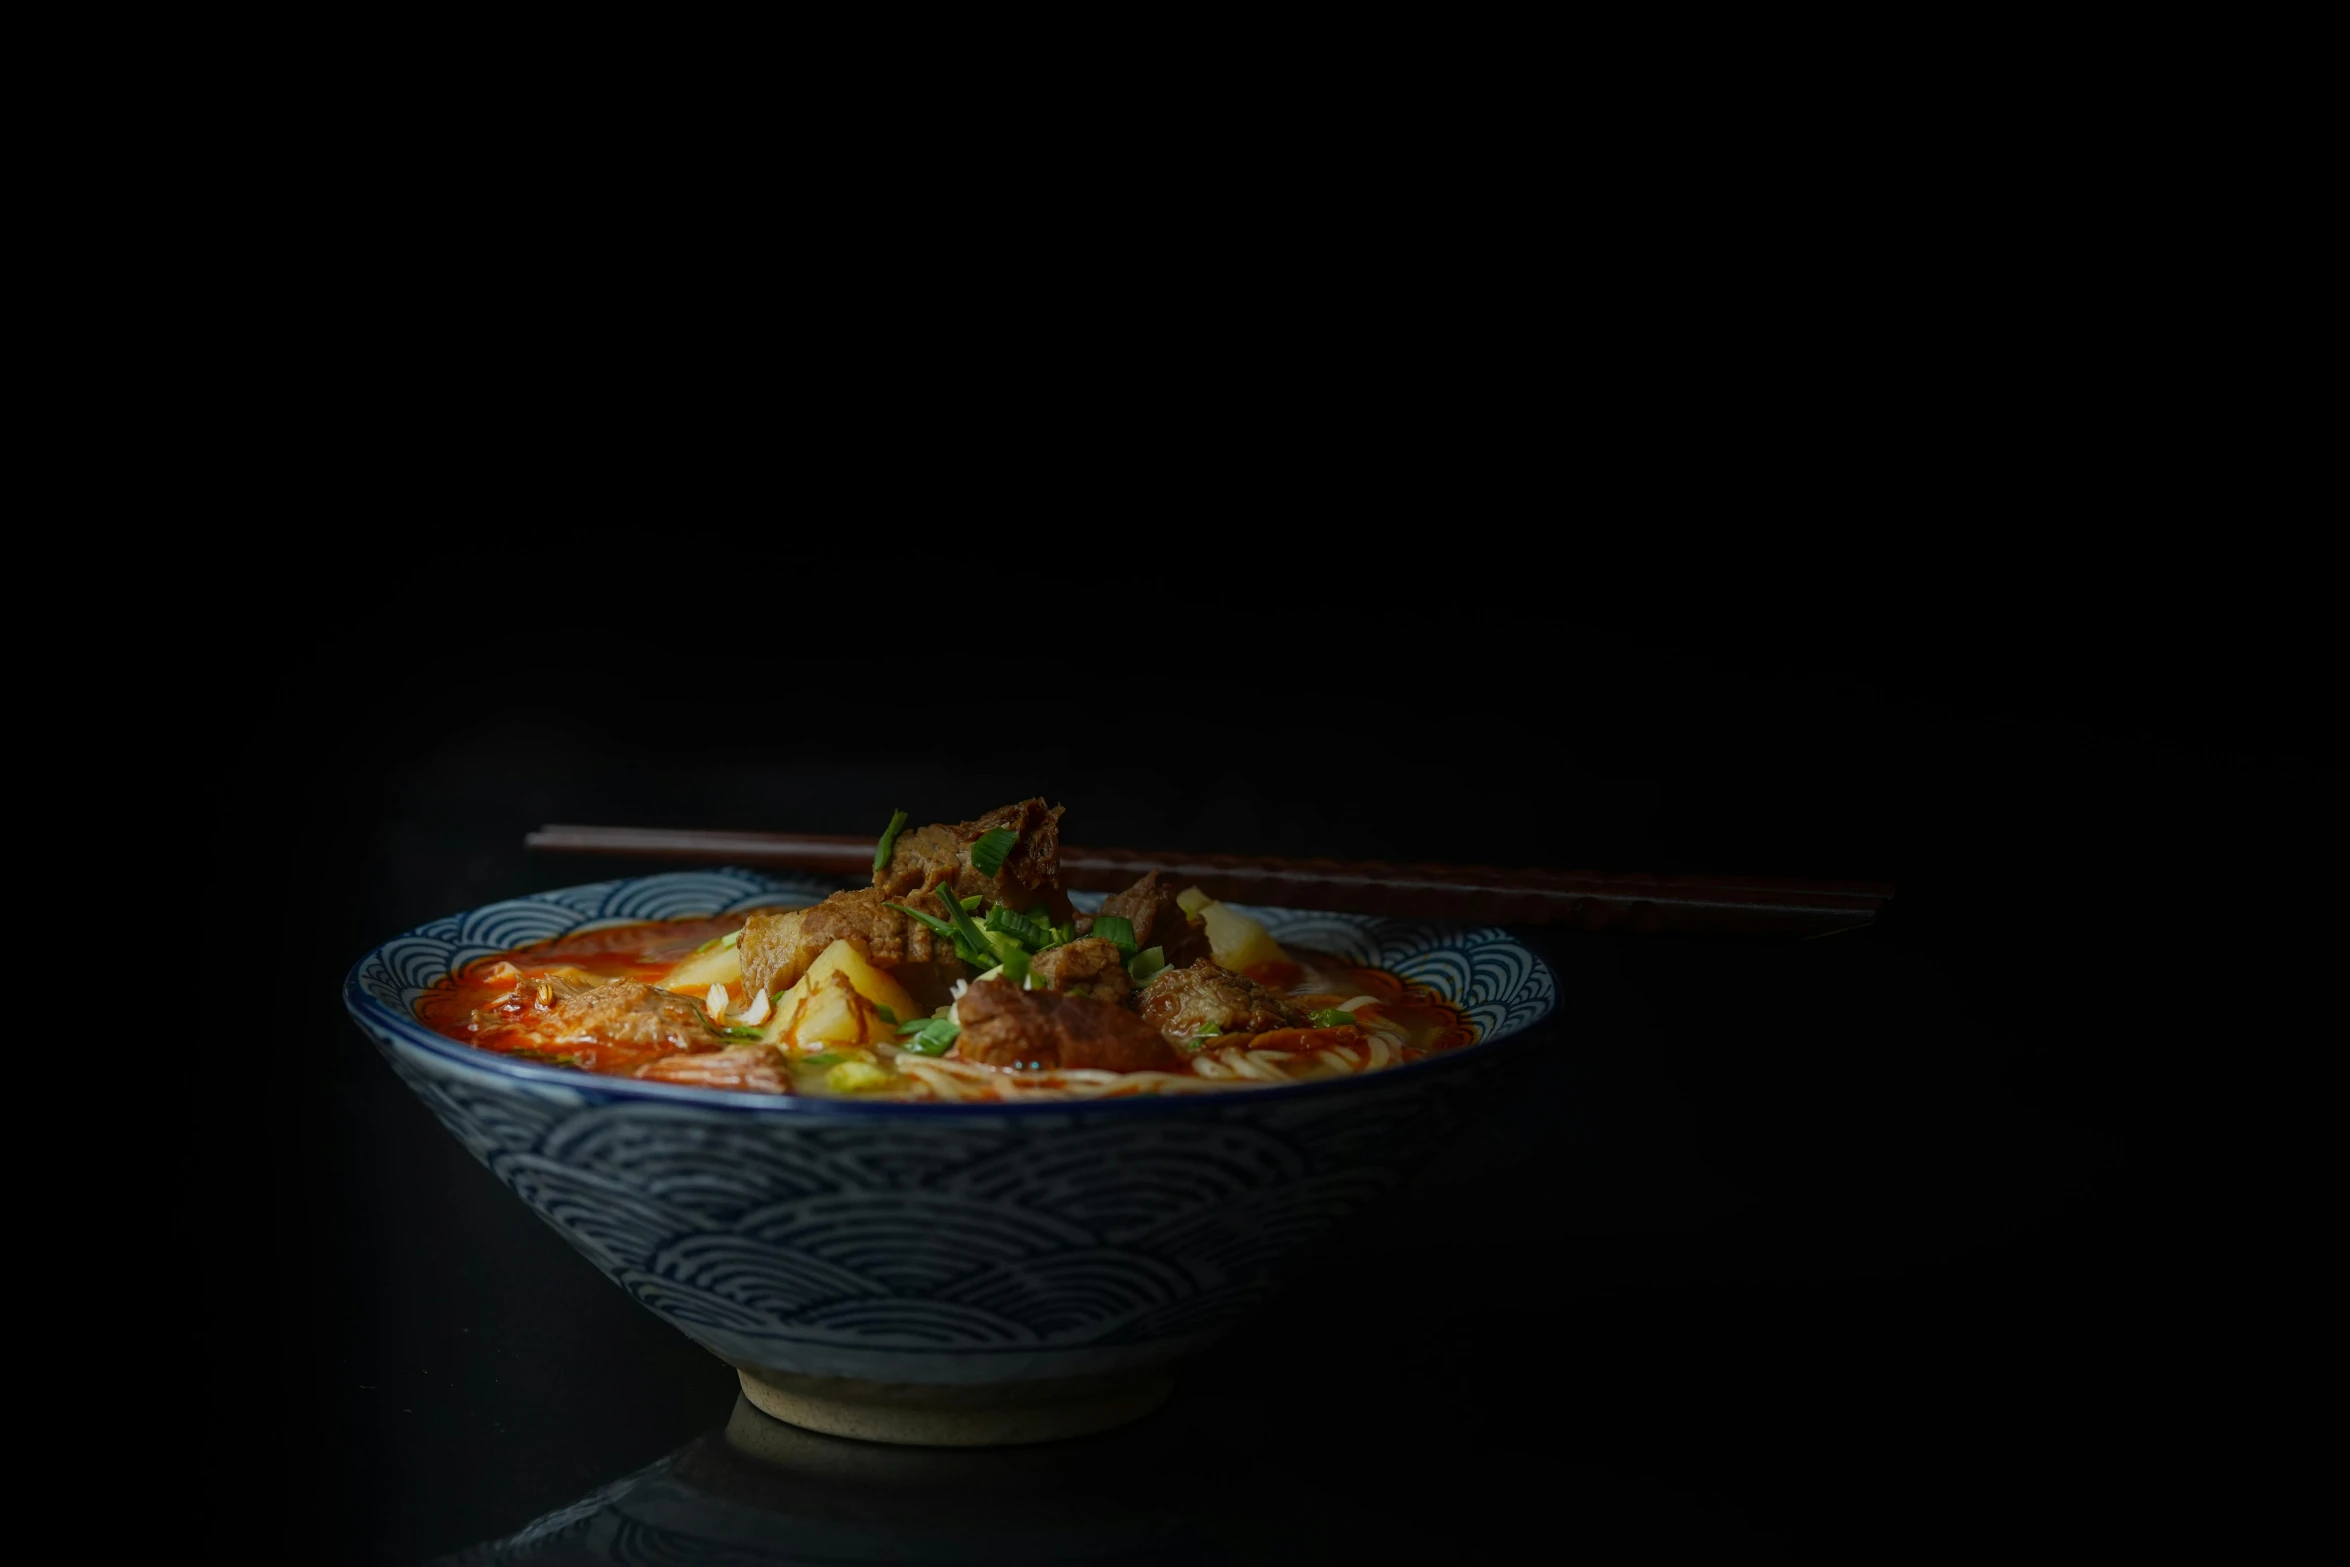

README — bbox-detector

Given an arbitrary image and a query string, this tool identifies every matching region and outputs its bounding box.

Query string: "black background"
[194,606,2321,1562]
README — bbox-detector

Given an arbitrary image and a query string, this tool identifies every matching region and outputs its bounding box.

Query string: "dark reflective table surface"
[201,665,2223,1563]
[435,1387,1731,1566]
[269,921,2140,1563]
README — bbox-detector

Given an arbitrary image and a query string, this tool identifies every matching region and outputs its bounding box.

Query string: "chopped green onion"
[969,827,1019,878]
[993,946,1032,990]
[1309,1008,1360,1029]
[692,929,742,955]
[719,1024,767,1040]
[802,1052,846,1068]
[974,964,1005,981]
[1092,915,1137,956]
[902,1017,961,1055]
[1182,1030,1220,1054]
[874,1005,898,1027]
[828,1060,893,1092]
[873,809,910,877]
[1127,945,1166,984]
[986,904,1054,949]
[886,900,957,939]
[1052,921,1075,947]
[885,899,990,969]
[960,894,986,913]
[936,885,999,963]
[1065,984,1091,998]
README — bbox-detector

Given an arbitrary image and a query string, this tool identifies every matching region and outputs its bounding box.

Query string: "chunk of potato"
[807,938,922,1017]
[1198,900,1288,974]
[660,940,743,992]
[772,939,920,1046]
[777,973,868,1045]
[1177,885,1215,916]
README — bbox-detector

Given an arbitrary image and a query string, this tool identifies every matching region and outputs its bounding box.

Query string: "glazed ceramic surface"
[345,870,1559,1389]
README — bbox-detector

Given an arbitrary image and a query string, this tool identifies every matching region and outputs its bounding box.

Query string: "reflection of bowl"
[435,1395,1204,1564]
[346,870,1558,1445]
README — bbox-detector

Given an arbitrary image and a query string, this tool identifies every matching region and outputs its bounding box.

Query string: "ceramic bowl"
[344,869,1559,1445]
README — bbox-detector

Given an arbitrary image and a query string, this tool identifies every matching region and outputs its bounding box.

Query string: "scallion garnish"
[986,904,1054,949]
[960,894,986,913]
[992,946,1032,990]
[1127,945,1166,984]
[1183,1030,1220,1053]
[1052,921,1075,946]
[936,885,999,965]
[1309,1008,1359,1029]
[874,1005,898,1027]
[802,1052,846,1068]
[886,901,957,939]
[720,1025,767,1040]
[886,899,992,969]
[873,808,910,877]
[692,929,742,955]
[1092,915,1137,956]
[969,827,1019,879]
[902,1018,961,1056]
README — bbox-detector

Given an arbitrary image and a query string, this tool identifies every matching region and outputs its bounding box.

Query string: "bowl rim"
[342,869,1560,1118]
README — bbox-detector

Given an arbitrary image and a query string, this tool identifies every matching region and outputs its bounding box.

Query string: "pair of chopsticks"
[524,826,1892,937]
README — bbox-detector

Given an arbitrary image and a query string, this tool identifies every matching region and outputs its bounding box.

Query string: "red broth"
[421,915,1473,1100]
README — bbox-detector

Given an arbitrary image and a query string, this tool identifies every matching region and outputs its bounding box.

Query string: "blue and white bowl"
[344,870,1560,1444]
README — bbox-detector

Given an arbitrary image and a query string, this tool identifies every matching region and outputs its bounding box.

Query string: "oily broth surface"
[419,913,1473,1099]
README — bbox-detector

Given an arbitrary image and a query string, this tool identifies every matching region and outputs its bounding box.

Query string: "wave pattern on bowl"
[348,871,1557,1384]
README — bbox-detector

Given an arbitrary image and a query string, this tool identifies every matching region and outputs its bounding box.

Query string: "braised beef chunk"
[1162,918,1211,969]
[1134,959,1305,1044]
[872,823,966,899]
[1096,871,1211,968]
[471,967,604,1027]
[956,980,1181,1073]
[1026,936,1134,1006]
[738,887,966,1000]
[874,797,1071,919]
[497,979,724,1055]
[735,908,804,995]
[971,797,1066,909]
[1097,871,1180,945]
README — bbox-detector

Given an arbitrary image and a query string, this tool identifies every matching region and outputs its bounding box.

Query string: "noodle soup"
[421,798,1474,1102]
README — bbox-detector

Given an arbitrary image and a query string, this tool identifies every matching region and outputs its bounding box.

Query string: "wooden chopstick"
[524,825,1892,936]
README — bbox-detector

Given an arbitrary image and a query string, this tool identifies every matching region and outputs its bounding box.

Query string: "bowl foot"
[734,1366,1174,1447]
